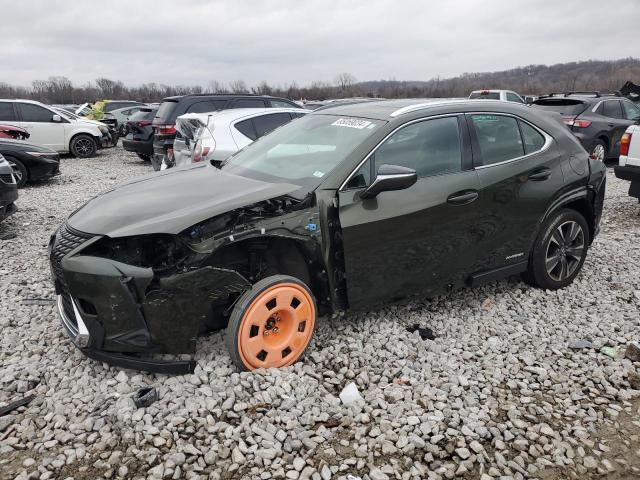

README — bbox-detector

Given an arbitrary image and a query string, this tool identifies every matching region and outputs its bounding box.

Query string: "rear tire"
[70,134,97,158]
[6,156,27,188]
[589,140,607,162]
[524,209,589,289]
[226,275,317,371]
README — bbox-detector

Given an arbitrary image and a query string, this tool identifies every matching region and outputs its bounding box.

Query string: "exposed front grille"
[50,223,94,326]
[0,174,14,184]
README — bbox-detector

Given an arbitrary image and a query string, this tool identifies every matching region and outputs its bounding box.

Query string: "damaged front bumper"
[49,224,250,374]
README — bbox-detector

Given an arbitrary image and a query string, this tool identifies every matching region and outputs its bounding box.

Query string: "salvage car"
[0,100,111,157]
[49,99,606,373]
[172,107,308,169]
[531,92,640,161]
[0,138,60,188]
[0,154,18,222]
[122,107,158,161]
[614,123,640,202]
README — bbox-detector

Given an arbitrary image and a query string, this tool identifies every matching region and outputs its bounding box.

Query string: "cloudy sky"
[3,0,639,88]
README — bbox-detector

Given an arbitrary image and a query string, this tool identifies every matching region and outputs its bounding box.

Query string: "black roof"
[161,93,294,102]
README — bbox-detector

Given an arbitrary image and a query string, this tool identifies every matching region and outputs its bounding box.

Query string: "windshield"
[221,114,384,193]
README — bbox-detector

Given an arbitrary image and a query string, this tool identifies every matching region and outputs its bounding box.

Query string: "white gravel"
[1,146,640,480]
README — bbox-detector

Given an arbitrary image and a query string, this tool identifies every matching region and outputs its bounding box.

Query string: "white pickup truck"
[615,122,640,201]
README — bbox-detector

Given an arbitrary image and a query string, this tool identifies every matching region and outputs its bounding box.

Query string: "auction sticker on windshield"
[331,118,372,129]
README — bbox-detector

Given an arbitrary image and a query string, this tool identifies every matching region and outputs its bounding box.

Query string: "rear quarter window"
[532,99,587,116]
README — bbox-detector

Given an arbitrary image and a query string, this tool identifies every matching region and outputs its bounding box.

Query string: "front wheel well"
[597,135,609,151]
[3,154,29,180]
[206,236,330,311]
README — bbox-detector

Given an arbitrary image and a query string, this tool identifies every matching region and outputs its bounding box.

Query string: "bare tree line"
[1,58,638,105]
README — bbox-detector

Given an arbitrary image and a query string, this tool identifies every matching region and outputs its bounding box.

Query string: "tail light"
[156,124,176,135]
[620,132,632,156]
[563,117,592,128]
[193,145,211,163]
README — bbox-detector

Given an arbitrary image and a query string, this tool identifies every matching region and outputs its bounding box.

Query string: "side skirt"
[467,261,528,288]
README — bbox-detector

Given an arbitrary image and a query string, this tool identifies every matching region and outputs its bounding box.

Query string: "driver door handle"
[528,168,552,181]
[447,190,478,205]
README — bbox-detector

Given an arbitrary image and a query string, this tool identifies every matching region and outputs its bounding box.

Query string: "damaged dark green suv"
[49,99,606,373]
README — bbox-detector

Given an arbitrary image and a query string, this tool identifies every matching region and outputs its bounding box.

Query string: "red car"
[0,125,29,140]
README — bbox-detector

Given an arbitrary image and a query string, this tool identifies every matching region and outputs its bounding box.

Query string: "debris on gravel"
[1,147,640,479]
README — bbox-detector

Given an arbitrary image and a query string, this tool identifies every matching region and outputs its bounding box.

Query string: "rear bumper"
[122,138,153,155]
[614,164,640,182]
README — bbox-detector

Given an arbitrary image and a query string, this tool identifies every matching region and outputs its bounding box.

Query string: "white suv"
[615,121,640,201]
[172,108,308,169]
[0,99,110,157]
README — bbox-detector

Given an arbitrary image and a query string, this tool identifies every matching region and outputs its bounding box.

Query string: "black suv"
[152,94,300,170]
[122,107,158,161]
[50,99,606,373]
[531,91,640,161]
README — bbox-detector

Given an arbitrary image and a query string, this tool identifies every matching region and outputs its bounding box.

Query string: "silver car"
[171,108,308,169]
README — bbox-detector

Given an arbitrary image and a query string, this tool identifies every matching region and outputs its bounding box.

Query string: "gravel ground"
[1,146,640,480]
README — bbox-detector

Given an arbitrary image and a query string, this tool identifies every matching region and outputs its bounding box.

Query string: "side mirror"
[52,114,62,123]
[360,164,417,199]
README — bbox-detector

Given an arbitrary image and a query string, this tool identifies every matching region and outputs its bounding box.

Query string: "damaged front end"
[49,194,327,374]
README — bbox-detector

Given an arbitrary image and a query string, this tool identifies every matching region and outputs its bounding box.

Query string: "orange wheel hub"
[238,282,315,370]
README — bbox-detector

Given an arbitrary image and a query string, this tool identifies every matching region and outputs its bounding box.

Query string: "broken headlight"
[81,234,191,270]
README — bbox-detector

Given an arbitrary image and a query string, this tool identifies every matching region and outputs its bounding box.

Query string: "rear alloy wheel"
[7,157,27,188]
[524,209,589,289]
[226,275,317,371]
[70,134,97,158]
[589,140,607,162]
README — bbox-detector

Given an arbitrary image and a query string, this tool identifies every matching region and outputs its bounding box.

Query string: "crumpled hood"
[68,164,301,237]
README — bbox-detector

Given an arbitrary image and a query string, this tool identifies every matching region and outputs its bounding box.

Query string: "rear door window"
[253,113,294,138]
[235,118,258,140]
[233,99,267,108]
[602,100,623,119]
[0,102,17,121]
[470,114,524,165]
[18,103,55,122]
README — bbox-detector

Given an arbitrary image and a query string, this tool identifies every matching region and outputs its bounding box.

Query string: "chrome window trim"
[468,112,553,170]
[339,114,461,191]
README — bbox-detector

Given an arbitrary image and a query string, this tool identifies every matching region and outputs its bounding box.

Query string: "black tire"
[70,134,97,158]
[226,274,317,371]
[524,209,590,290]
[6,156,27,188]
[136,153,151,161]
[589,139,607,163]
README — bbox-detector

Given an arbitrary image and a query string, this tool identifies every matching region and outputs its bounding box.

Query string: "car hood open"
[68,164,301,237]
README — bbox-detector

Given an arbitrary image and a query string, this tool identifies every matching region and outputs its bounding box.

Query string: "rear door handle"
[607,123,615,127]
[447,190,479,205]
[528,168,552,181]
